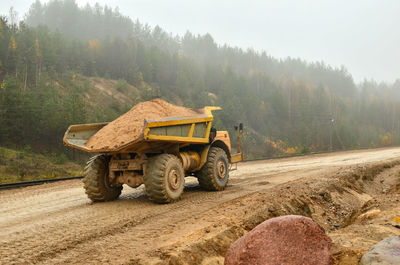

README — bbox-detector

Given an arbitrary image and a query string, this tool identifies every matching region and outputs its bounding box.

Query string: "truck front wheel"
[83,155,122,202]
[145,154,185,203]
[197,147,229,191]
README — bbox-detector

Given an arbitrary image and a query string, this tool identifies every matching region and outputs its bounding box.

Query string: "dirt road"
[1,148,400,264]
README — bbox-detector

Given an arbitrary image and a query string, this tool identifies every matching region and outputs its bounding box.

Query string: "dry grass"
[0,147,82,184]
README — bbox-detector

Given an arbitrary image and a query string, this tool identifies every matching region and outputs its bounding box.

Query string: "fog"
[1,0,399,83]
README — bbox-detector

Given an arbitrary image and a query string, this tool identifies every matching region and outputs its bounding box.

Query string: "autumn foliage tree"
[0,1,399,159]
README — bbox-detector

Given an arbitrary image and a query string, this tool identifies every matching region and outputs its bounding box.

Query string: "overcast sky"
[1,0,399,83]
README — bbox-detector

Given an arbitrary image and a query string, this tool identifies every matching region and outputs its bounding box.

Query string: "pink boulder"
[225,215,332,265]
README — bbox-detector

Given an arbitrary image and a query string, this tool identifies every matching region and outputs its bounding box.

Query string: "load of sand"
[85,99,202,150]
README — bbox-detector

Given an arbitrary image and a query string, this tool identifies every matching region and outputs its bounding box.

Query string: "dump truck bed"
[63,107,220,154]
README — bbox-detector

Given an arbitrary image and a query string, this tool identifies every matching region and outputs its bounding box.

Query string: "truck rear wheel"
[83,155,122,202]
[197,147,229,191]
[145,154,185,203]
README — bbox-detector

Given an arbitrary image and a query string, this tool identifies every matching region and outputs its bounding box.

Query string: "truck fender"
[195,145,211,171]
[195,140,231,171]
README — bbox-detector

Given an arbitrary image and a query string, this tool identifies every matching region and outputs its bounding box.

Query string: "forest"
[1,0,400,160]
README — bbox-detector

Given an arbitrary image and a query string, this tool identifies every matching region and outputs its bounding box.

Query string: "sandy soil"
[1,147,400,265]
[85,99,201,150]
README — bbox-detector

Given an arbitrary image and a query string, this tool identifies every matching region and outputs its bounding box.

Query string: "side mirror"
[235,123,243,154]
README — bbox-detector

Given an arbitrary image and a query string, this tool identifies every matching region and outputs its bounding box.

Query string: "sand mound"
[85,99,201,150]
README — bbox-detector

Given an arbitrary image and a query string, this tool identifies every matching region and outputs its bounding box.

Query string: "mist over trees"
[0,0,400,159]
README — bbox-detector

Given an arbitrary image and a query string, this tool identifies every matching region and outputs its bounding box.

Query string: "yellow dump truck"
[63,106,243,203]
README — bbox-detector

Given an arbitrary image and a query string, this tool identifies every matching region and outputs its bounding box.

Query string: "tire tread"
[197,147,229,191]
[145,154,184,203]
[82,155,122,202]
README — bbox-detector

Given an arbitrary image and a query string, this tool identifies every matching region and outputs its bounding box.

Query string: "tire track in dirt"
[1,147,400,264]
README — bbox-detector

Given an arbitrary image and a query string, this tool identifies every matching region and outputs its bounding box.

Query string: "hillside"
[0,0,400,162]
[80,76,141,120]
[0,146,82,183]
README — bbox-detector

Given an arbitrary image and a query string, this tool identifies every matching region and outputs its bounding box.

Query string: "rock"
[356,209,381,223]
[360,236,400,265]
[224,215,332,265]
[394,216,400,223]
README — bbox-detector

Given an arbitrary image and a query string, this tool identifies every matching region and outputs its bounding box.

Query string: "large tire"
[83,155,122,202]
[197,147,229,191]
[145,154,185,203]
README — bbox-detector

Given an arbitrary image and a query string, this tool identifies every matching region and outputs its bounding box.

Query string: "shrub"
[52,153,68,164]
[116,79,129,92]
